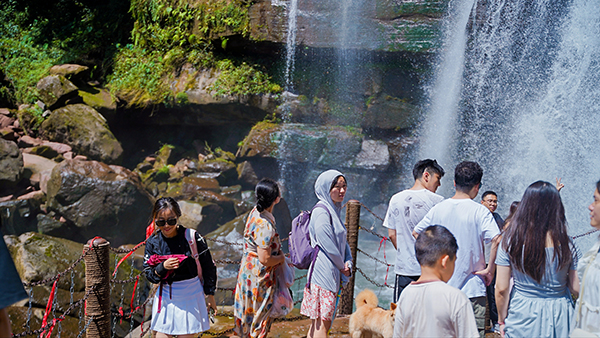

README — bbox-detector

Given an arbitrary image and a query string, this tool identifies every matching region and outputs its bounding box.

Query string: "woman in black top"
[143,197,217,338]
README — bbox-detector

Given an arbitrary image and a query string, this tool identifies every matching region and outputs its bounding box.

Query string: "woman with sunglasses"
[233,178,284,338]
[143,197,217,338]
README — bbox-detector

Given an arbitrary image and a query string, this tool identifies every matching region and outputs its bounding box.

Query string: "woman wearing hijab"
[300,170,353,337]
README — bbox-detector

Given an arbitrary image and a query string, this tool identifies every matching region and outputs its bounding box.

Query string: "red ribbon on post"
[378,237,391,286]
[39,278,59,338]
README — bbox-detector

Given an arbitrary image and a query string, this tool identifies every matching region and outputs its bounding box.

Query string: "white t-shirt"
[413,199,500,298]
[383,189,444,276]
[394,280,479,338]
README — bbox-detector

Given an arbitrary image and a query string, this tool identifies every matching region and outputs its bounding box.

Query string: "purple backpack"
[288,203,331,269]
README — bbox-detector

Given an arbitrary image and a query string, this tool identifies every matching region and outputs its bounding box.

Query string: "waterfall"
[283,0,298,93]
[418,0,477,170]
[420,0,600,250]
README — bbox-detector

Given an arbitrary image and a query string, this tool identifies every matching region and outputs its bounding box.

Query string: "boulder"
[45,160,154,246]
[18,135,42,148]
[0,199,40,235]
[236,161,259,187]
[4,232,86,290]
[363,94,419,130]
[48,64,90,83]
[36,75,79,109]
[178,200,223,234]
[22,153,58,189]
[39,104,123,164]
[78,84,117,121]
[351,139,390,171]
[0,139,23,192]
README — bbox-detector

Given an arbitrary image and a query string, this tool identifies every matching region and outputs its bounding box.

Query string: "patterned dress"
[234,207,281,338]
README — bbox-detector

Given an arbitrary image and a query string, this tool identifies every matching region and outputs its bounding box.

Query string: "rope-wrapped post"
[84,237,110,337]
[340,200,360,315]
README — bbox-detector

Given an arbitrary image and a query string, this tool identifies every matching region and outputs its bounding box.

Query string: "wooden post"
[84,237,110,337]
[339,200,360,315]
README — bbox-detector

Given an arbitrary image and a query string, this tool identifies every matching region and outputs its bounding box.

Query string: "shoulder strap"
[185,228,204,285]
[306,203,333,288]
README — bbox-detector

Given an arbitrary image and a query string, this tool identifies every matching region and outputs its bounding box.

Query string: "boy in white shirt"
[413,161,501,338]
[395,225,479,338]
[383,159,445,302]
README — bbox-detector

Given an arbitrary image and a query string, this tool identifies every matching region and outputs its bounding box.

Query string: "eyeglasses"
[155,218,177,227]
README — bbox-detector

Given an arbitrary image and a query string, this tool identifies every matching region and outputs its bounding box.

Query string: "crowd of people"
[2,158,600,338]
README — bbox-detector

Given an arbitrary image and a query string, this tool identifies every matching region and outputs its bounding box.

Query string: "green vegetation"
[0,0,281,108]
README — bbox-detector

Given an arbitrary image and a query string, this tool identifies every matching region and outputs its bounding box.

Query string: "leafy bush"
[211,59,281,96]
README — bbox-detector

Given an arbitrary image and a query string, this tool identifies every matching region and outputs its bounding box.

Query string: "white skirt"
[151,277,210,335]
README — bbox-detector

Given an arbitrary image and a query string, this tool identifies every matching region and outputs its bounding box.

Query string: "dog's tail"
[355,289,378,309]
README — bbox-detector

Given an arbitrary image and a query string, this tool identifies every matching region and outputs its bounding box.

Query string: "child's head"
[415,225,458,282]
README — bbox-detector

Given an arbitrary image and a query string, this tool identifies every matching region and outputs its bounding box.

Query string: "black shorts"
[393,274,420,303]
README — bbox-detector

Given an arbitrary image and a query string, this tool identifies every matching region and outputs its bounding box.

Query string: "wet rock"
[22,153,57,189]
[237,161,259,188]
[0,139,23,192]
[36,212,73,238]
[45,160,154,246]
[39,104,123,164]
[178,200,223,234]
[36,75,79,109]
[181,176,220,192]
[363,94,419,130]
[0,199,40,235]
[351,140,390,171]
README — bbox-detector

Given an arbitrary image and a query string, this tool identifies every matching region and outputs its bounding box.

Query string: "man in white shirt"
[413,161,501,338]
[383,159,445,302]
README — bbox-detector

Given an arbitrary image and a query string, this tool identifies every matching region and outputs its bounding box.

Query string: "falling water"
[418,0,477,169]
[420,0,600,251]
[283,0,298,93]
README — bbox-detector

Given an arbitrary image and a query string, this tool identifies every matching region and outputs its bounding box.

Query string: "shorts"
[300,284,337,321]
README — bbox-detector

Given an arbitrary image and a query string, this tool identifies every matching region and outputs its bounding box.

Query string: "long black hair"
[502,181,572,283]
[255,178,280,212]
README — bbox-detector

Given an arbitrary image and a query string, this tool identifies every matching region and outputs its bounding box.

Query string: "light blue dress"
[496,245,576,338]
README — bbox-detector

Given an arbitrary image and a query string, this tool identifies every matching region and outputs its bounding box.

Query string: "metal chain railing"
[355,267,393,289]
[13,285,96,337]
[22,250,89,287]
[357,248,392,267]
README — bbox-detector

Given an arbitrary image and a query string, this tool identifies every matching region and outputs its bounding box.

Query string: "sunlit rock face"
[249,0,448,53]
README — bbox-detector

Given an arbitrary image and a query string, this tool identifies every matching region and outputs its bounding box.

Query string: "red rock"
[40,141,72,154]
[0,195,13,202]
[0,108,9,115]
[74,155,87,160]
[13,119,19,128]
[144,156,156,164]
[63,151,73,160]
[17,190,45,200]
[18,135,42,147]
[0,115,14,128]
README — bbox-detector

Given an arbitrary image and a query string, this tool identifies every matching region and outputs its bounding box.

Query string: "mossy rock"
[39,104,123,164]
[0,138,23,191]
[78,84,117,122]
[36,75,79,109]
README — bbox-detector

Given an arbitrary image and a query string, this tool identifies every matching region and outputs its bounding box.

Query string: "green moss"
[210,59,281,96]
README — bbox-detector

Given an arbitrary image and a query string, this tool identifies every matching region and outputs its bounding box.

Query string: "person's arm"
[341,243,352,277]
[412,208,435,239]
[257,246,285,267]
[311,210,346,270]
[568,268,580,297]
[0,308,11,337]
[388,229,397,249]
[495,265,511,338]
[475,234,501,285]
[143,239,167,284]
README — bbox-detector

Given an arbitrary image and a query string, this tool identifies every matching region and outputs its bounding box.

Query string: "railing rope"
[84,237,111,338]
[340,200,360,315]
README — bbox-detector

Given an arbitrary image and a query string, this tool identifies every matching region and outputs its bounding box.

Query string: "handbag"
[270,258,295,318]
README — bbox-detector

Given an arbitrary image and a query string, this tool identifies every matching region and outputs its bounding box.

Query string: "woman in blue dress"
[495,181,579,338]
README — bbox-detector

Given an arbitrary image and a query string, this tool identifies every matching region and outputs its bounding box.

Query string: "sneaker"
[493,323,501,334]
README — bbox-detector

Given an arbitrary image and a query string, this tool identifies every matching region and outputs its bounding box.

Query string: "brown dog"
[349,289,396,338]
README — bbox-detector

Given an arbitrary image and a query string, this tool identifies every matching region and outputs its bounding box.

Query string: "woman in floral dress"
[233,178,285,337]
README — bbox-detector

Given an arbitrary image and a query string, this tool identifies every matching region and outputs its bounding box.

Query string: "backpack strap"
[306,203,333,288]
[185,228,204,285]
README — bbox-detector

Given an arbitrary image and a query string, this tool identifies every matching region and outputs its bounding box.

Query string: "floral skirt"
[300,283,337,321]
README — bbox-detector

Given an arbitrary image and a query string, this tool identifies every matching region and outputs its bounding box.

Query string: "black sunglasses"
[155,218,177,227]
